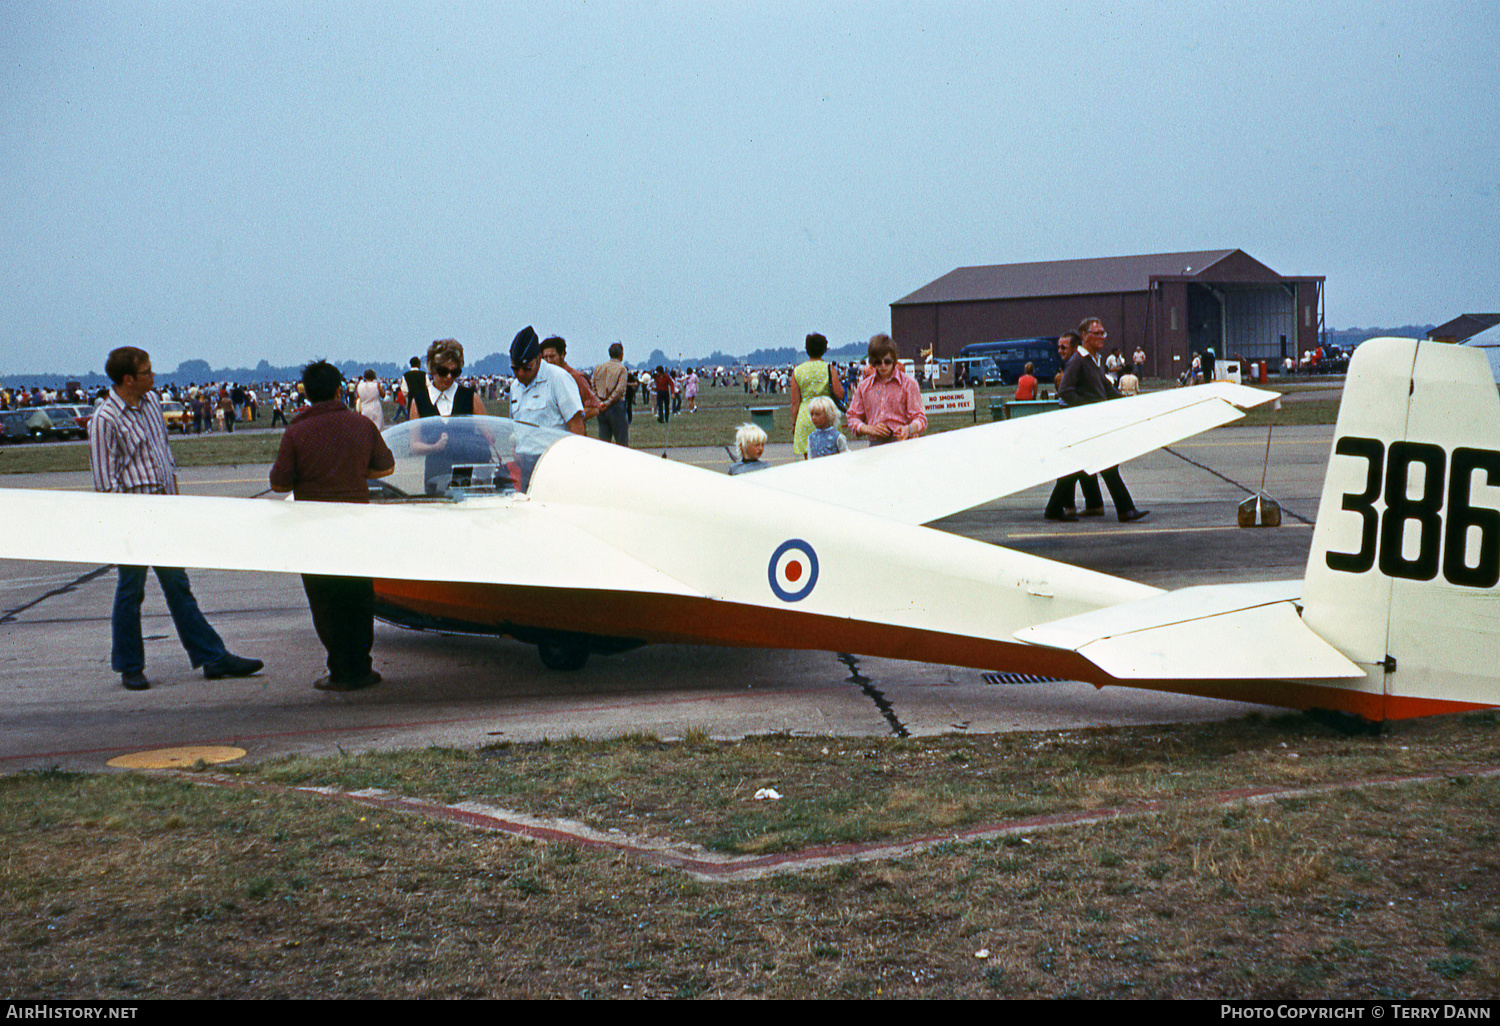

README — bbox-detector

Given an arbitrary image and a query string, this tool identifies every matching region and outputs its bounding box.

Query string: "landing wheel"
[537,640,589,671]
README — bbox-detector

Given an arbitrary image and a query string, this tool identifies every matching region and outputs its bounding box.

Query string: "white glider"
[1,338,1495,722]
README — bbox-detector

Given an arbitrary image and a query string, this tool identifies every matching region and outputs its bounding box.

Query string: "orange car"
[159,400,190,433]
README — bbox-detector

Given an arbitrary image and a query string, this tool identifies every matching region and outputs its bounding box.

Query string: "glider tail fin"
[1298,337,1500,719]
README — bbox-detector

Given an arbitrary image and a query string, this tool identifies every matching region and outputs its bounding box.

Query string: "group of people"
[88,328,645,695]
[749,324,1149,534]
[90,346,396,693]
[1,384,83,408]
[1,377,269,433]
[87,319,1155,694]
[733,331,929,472]
[177,383,258,433]
[1043,319,1149,524]
[92,339,525,695]
[386,332,629,443]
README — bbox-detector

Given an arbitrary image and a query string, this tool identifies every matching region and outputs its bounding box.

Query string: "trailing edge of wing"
[1014,581,1365,681]
[746,382,1277,525]
[0,490,703,598]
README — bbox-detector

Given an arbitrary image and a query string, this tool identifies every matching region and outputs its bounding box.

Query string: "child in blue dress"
[805,397,849,459]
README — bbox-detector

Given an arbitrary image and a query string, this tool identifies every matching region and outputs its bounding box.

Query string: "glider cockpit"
[375,415,574,501]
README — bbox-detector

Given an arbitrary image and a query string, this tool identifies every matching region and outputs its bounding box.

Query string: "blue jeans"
[112,565,229,673]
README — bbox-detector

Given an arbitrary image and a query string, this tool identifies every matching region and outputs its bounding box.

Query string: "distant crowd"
[5,337,1329,428]
[1,384,91,409]
[0,348,957,425]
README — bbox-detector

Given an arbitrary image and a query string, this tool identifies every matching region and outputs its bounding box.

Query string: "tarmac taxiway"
[0,423,1332,771]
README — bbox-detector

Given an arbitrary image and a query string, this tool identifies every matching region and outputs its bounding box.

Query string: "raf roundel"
[768,539,819,602]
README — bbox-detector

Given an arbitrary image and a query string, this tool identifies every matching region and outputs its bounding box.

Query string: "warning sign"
[921,389,975,415]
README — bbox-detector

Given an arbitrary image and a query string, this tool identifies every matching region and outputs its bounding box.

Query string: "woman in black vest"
[408,339,485,420]
[408,339,490,494]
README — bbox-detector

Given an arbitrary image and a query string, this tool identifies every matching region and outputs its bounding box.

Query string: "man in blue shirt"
[508,326,585,434]
[508,327,584,490]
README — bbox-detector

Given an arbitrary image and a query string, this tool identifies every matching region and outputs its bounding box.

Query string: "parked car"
[0,410,33,443]
[160,400,190,433]
[1299,344,1350,375]
[40,405,89,440]
[1314,344,1350,374]
[19,408,57,440]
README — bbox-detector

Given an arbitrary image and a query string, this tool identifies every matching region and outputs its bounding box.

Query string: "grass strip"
[3,712,1497,998]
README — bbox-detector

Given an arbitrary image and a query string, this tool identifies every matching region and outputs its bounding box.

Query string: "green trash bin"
[1004,400,1058,420]
[747,406,776,435]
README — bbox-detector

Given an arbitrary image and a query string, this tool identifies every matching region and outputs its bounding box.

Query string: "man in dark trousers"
[1043,332,1103,522]
[270,360,396,691]
[1054,318,1149,524]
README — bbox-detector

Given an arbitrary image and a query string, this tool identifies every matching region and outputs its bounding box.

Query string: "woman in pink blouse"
[846,334,927,445]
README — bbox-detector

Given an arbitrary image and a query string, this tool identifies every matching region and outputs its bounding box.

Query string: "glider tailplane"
[1298,337,1500,720]
[1017,338,1500,723]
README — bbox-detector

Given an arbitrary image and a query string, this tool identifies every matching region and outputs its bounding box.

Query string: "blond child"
[729,422,770,475]
[805,396,849,459]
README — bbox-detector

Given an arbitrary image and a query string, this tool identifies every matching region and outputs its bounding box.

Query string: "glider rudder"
[1299,337,1500,719]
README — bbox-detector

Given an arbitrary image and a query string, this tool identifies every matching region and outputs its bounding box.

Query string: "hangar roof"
[1463,322,1500,348]
[1461,322,1500,383]
[893,249,1294,306]
[1428,313,1500,343]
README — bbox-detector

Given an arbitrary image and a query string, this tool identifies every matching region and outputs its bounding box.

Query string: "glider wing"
[0,489,703,597]
[747,381,1276,525]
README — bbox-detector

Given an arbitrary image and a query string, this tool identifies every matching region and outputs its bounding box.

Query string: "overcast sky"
[3,0,1496,376]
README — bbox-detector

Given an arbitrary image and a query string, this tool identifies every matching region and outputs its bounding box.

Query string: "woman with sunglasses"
[846,333,926,445]
[408,339,487,421]
[407,338,490,495]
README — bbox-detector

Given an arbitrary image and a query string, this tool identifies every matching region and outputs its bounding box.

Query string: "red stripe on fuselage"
[372,579,1496,723]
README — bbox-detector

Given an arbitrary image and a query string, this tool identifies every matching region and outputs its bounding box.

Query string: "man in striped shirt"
[89,347,263,690]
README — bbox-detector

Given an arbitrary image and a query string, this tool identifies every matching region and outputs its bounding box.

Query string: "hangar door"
[1222,285,1296,364]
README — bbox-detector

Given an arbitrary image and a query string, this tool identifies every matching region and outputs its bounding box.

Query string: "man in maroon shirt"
[270,360,396,691]
[540,335,601,427]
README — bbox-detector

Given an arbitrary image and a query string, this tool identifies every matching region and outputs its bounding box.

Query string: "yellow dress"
[792,359,833,455]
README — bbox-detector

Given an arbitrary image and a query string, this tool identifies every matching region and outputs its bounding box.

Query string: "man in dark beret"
[508,326,584,489]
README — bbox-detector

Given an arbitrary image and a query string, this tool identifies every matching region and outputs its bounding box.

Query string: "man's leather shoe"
[1118,509,1151,523]
[1044,511,1079,523]
[121,671,151,691]
[204,654,264,679]
[315,671,382,693]
[1079,506,1107,517]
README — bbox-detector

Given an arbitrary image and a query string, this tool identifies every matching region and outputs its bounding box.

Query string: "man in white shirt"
[508,327,584,489]
[508,327,584,434]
